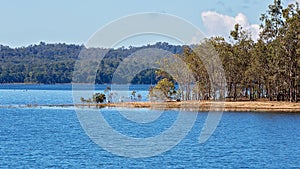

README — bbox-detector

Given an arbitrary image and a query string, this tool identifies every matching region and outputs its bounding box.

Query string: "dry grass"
[82,101,300,113]
[32,101,300,113]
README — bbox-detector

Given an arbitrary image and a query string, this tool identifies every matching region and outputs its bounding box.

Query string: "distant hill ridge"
[0,42,183,84]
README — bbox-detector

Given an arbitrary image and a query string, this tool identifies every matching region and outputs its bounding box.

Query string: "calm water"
[0,84,300,168]
[0,84,150,106]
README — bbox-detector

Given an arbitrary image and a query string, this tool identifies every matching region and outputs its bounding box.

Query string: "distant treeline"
[0,42,183,84]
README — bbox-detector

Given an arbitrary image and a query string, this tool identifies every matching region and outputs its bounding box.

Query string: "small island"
[25,100,299,113]
[91,101,300,113]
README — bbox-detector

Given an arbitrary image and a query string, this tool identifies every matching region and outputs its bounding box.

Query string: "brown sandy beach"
[75,101,300,113]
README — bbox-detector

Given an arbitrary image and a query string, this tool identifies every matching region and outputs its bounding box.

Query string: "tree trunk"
[234,83,237,101]
[258,83,261,99]
[250,86,253,101]
[267,81,271,101]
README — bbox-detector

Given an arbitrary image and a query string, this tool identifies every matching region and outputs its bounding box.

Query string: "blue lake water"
[0,84,150,106]
[0,84,300,168]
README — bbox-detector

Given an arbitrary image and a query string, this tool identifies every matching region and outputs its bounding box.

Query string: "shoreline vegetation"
[87,101,300,112]
[3,101,299,113]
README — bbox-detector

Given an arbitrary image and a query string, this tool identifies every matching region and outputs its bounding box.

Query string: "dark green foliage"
[0,42,183,84]
[92,93,106,103]
[149,78,176,101]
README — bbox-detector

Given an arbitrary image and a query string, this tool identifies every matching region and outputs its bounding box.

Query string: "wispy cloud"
[201,11,260,41]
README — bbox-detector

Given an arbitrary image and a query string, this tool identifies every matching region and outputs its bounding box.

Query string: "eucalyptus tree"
[148,78,176,101]
[259,0,285,100]
[230,24,254,100]
[182,45,209,100]
[279,2,300,101]
[247,39,268,99]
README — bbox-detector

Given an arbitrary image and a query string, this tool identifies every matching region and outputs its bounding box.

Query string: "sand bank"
[75,101,300,113]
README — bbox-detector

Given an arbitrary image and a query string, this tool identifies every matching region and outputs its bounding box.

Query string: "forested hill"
[0,42,183,84]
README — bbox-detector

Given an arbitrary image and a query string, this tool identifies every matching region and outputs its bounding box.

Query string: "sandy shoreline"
[1,101,299,113]
[71,101,300,113]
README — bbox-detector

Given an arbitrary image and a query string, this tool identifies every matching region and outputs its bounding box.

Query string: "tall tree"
[280,2,300,101]
[230,24,254,100]
[259,0,285,100]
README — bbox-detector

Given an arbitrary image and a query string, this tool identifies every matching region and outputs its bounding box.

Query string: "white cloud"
[201,11,260,41]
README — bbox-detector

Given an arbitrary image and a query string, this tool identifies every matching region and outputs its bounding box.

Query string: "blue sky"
[0,0,297,47]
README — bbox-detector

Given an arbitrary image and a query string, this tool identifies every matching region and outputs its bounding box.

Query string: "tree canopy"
[0,42,183,84]
[152,0,299,102]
